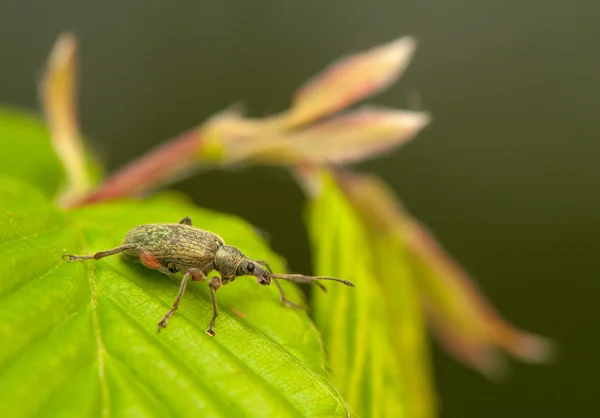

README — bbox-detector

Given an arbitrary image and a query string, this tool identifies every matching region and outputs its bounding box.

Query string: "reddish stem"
[71,128,203,207]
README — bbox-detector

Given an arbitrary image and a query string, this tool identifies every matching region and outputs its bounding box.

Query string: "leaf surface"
[307,174,435,418]
[0,117,348,417]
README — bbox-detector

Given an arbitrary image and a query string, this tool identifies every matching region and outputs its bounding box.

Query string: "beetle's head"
[237,258,271,286]
[214,245,271,285]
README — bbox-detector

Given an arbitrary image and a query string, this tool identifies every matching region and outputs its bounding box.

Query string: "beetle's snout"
[257,271,271,286]
[256,273,271,286]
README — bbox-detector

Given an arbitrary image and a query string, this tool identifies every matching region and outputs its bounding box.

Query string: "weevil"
[63,216,354,336]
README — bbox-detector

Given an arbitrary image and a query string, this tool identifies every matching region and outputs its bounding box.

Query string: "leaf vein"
[102,297,231,417]
[72,226,111,418]
[0,306,88,378]
[104,350,179,418]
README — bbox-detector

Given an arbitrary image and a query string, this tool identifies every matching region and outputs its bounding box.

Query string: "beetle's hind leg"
[179,216,193,226]
[63,244,163,271]
[63,244,140,262]
[63,254,94,261]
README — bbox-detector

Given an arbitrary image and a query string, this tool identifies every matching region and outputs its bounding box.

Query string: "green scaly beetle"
[63,216,354,336]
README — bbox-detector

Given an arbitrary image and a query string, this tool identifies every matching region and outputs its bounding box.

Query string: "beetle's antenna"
[269,273,355,288]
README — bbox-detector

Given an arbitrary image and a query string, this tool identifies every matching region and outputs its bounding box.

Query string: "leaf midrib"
[73,223,110,418]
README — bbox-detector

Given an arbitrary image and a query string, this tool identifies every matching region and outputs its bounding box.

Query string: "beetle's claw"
[206,328,216,337]
[282,299,302,309]
[63,254,93,262]
[157,319,167,333]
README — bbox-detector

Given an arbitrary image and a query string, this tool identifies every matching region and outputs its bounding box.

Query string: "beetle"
[63,216,354,336]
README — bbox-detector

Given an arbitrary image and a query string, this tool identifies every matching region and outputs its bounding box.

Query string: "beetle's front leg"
[158,268,205,332]
[206,276,222,337]
[272,277,302,309]
[255,260,314,308]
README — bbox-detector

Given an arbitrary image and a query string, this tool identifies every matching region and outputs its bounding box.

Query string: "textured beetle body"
[123,223,225,276]
[63,216,354,336]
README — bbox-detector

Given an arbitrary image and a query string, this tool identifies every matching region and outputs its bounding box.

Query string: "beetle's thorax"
[214,245,245,280]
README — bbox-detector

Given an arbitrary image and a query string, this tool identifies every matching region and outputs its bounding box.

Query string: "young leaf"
[217,108,429,166]
[335,169,553,378]
[306,174,436,418]
[72,37,424,206]
[39,33,94,205]
[0,176,348,417]
[287,37,416,127]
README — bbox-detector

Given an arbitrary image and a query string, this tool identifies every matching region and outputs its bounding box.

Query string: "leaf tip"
[44,32,78,74]
[511,333,557,364]
[288,35,419,126]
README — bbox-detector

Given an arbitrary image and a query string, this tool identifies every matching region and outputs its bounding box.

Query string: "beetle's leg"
[179,216,193,226]
[157,268,205,332]
[272,277,302,309]
[63,244,138,261]
[206,276,222,337]
[64,244,163,271]
[190,269,206,281]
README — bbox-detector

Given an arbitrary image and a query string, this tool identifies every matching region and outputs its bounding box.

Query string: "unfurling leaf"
[39,33,92,205]
[218,108,429,166]
[286,37,417,127]
[334,169,553,378]
[306,172,436,418]
[73,37,421,206]
[77,127,204,206]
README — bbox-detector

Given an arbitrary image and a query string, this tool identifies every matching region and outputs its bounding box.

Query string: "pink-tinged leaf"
[72,38,424,206]
[71,107,275,207]
[426,313,508,380]
[40,33,91,204]
[333,169,553,376]
[221,108,429,166]
[71,107,245,207]
[405,221,555,369]
[73,127,203,206]
[286,37,416,127]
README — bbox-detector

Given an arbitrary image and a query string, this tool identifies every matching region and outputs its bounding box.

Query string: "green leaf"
[0,107,65,196]
[0,176,348,418]
[306,174,435,418]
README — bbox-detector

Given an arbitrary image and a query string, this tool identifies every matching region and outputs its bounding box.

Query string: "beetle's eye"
[247,262,255,272]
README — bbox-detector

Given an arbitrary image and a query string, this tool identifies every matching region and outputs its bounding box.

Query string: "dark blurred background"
[1,1,598,417]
